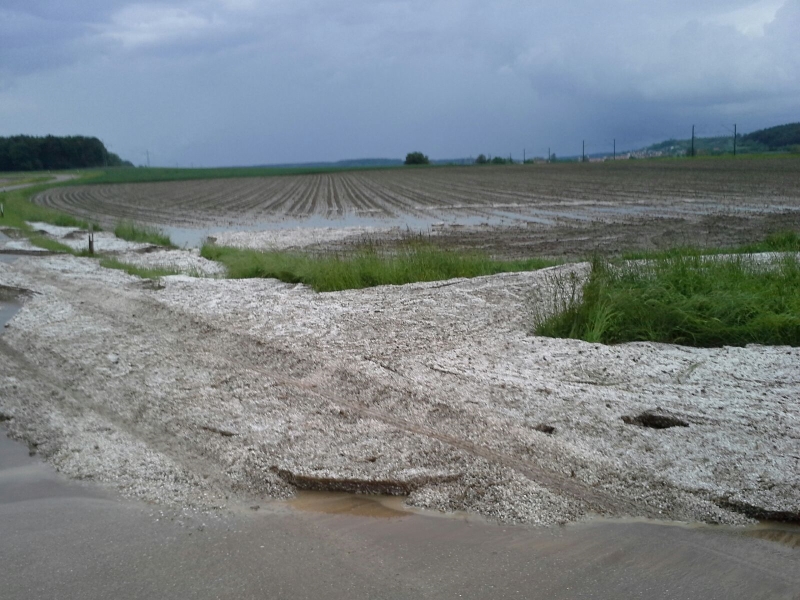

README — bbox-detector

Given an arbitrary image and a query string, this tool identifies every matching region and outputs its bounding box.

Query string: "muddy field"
[33,158,800,257]
[2,162,798,529]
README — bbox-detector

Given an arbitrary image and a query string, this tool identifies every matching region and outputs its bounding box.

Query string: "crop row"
[33,159,800,229]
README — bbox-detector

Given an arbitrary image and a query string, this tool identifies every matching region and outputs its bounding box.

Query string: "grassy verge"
[25,233,76,254]
[622,231,800,260]
[86,165,401,185]
[98,257,181,279]
[534,252,800,347]
[201,242,557,292]
[1,181,99,232]
[114,221,174,247]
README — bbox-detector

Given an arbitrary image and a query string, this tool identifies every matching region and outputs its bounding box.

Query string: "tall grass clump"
[98,257,181,279]
[201,242,556,292]
[114,221,174,247]
[534,253,800,347]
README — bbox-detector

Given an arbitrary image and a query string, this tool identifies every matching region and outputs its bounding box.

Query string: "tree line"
[743,122,800,151]
[0,135,132,171]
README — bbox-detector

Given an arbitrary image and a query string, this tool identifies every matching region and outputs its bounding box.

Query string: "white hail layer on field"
[0,253,797,526]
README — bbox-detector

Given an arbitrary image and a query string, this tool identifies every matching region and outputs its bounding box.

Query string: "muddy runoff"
[3,435,798,600]
[0,252,798,527]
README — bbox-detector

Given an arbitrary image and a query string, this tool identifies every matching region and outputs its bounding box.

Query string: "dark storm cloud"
[1,1,797,164]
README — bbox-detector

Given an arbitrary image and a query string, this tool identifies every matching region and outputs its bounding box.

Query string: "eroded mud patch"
[621,410,690,429]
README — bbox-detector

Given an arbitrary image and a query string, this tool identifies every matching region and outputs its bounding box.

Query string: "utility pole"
[733,124,737,156]
[582,140,585,163]
[523,148,526,163]
[690,125,695,158]
[548,147,551,163]
[613,139,616,160]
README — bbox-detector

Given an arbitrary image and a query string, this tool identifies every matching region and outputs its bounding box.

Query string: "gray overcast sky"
[1,1,798,166]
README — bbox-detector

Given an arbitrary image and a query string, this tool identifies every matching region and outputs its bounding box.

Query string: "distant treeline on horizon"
[3,122,798,174]
[0,135,132,172]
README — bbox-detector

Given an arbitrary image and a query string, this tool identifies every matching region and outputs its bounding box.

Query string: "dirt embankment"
[1,253,798,525]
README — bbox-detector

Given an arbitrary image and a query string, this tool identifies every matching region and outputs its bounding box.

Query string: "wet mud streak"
[716,498,800,525]
[273,468,461,496]
[621,411,689,429]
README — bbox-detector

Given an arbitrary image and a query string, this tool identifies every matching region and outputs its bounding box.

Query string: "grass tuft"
[114,221,174,247]
[201,242,556,292]
[98,257,181,279]
[534,253,800,347]
[26,233,75,254]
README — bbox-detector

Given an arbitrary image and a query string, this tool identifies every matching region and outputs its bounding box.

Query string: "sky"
[1,0,798,166]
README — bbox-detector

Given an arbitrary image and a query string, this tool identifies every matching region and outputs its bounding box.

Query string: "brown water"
[288,490,410,518]
[286,489,800,550]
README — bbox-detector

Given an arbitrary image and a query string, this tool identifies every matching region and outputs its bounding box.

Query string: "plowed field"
[33,158,800,256]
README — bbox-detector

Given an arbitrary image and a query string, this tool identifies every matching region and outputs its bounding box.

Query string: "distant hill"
[743,123,800,151]
[644,122,800,157]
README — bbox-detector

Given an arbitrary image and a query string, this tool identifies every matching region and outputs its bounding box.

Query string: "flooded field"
[32,158,800,256]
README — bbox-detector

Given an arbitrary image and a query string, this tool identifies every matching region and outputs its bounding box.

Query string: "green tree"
[405,151,430,165]
[475,154,488,164]
[0,135,133,171]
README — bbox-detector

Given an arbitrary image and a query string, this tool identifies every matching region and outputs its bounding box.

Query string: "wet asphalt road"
[1,433,798,599]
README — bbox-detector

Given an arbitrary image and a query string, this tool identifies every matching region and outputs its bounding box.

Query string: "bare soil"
[32,159,800,258]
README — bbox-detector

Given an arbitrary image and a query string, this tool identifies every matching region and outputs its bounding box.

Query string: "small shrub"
[99,258,181,279]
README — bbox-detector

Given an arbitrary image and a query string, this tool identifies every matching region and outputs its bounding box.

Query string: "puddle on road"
[284,491,800,549]
[593,515,800,550]
[0,294,23,329]
[288,491,410,519]
[743,522,800,549]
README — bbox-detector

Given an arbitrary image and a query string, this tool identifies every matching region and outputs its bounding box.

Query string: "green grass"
[114,221,174,247]
[98,257,181,279]
[201,242,557,292]
[534,252,800,347]
[25,233,75,254]
[0,181,99,232]
[85,165,402,185]
[622,231,800,261]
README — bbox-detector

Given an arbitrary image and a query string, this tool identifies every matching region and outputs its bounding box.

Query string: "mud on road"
[1,251,798,526]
